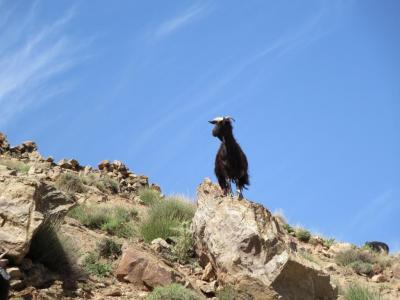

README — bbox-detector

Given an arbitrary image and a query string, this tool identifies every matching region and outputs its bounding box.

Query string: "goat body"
[365,241,389,254]
[209,117,249,198]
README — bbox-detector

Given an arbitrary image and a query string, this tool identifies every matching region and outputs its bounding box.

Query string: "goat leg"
[237,189,243,200]
[234,179,244,200]
[223,186,233,197]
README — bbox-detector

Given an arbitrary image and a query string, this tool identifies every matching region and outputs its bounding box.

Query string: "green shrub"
[295,228,311,242]
[139,197,195,243]
[336,248,360,266]
[82,174,119,194]
[344,283,382,300]
[283,223,295,234]
[139,188,161,206]
[68,205,137,238]
[348,261,373,276]
[96,176,119,194]
[300,250,320,265]
[322,238,335,248]
[56,173,86,194]
[101,218,135,238]
[68,205,109,228]
[171,222,194,264]
[335,248,381,275]
[146,283,202,300]
[80,173,97,185]
[336,248,374,266]
[97,238,122,259]
[0,158,30,174]
[217,285,238,300]
[152,196,196,222]
[83,252,112,277]
[28,219,82,277]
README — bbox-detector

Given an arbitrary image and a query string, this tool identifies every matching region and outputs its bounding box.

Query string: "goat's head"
[208,116,235,141]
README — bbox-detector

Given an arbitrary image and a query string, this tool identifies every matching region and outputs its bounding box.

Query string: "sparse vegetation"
[217,285,238,300]
[99,176,119,194]
[300,250,320,265]
[28,219,82,277]
[81,174,120,194]
[0,158,30,174]
[295,228,311,242]
[56,173,86,194]
[83,251,112,277]
[139,196,196,243]
[146,283,202,300]
[335,248,390,276]
[336,248,361,266]
[68,204,137,238]
[97,238,122,259]
[139,187,161,206]
[343,283,382,300]
[171,221,194,264]
[348,261,373,276]
[283,223,295,234]
[322,237,335,248]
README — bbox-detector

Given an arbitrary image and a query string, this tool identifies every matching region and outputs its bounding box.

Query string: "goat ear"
[209,120,217,124]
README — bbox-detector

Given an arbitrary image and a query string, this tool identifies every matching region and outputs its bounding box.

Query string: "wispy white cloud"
[349,190,394,230]
[151,3,208,40]
[129,0,349,157]
[0,3,84,127]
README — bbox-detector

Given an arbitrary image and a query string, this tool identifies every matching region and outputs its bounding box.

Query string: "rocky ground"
[0,132,399,300]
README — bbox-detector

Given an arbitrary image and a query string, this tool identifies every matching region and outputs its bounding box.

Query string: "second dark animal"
[209,116,249,199]
[365,241,389,254]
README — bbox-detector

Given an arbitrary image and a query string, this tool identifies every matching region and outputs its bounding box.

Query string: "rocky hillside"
[0,132,399,300]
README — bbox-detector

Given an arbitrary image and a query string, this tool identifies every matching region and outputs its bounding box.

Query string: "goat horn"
[209,116,224,124]
[224,116,235,122]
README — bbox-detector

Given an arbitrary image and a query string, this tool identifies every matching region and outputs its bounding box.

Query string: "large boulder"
[0,176,75,263]
[192,179,338,300]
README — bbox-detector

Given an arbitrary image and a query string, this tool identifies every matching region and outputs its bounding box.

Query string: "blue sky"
[1,0,399,251]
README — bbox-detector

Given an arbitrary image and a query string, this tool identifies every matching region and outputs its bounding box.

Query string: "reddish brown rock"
[58,159,80,170]
[22,141,37,152]
[98,160,111,171]
[115,247,178,289]
[58,159,72,169]
[69,159,81,170]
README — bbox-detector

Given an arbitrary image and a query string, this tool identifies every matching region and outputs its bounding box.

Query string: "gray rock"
[0,176,75,263]
[192,179,338,300]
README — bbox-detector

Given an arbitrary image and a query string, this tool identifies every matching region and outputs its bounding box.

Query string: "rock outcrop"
[98,159,151,195]
[0,175,75,263]
[0,133,10,154]
[192,179,338,300]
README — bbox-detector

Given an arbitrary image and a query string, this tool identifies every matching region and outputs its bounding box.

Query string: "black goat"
[365,241,389,254]
[209,116,249,198]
